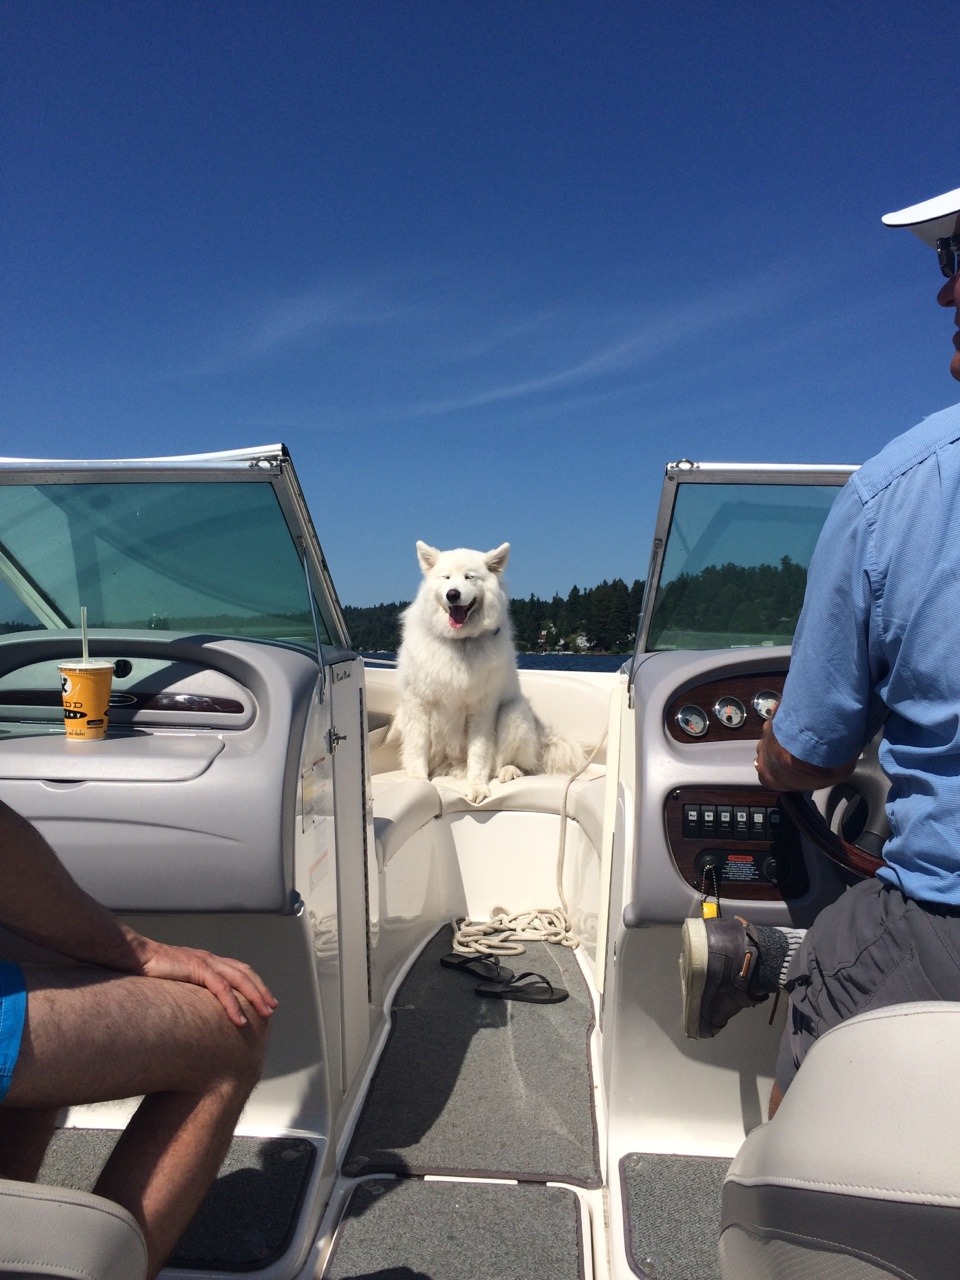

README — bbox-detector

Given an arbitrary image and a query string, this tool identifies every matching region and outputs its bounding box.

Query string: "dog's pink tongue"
[448,605,469,628]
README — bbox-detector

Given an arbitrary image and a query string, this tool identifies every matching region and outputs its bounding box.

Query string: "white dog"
[395,540,585,803]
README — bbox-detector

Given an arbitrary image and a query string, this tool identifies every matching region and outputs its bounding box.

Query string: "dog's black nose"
[446,589,461,603]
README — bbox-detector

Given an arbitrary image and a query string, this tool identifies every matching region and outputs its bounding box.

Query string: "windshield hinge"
[247,455,282,475]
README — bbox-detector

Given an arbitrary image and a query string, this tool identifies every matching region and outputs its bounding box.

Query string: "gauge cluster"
[666,673,787,745]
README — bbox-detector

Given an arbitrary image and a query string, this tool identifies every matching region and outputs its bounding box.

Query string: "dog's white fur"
[395,540,585,803]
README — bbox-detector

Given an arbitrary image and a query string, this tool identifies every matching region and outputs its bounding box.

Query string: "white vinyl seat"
[0,1177,147,1279]
[364,666,612,868]
[719,1001,960,1280]
[369,766,606,868]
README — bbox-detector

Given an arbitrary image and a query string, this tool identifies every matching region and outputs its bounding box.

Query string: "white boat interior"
[0,447,948,1280]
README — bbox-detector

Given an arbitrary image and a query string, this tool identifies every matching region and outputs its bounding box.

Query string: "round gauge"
[676,704,709,738]
[752,690,780,721]
[713,696,747,729]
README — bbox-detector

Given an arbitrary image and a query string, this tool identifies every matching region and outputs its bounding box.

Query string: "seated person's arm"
[0,800,135,968]
[0,800,276,1025]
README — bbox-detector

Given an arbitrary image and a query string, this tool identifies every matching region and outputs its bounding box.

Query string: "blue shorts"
[0,962,26,1103]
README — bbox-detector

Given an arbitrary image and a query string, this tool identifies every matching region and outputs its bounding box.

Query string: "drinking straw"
[81,606,89,663]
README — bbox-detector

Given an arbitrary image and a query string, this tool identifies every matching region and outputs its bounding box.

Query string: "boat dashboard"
[661,668,806,900]
[0,630,323,914]
[627,646,847,929]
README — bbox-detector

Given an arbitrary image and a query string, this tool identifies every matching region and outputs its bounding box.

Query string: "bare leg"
[2,965,268,1280]
[95,1075,256,1272]
[768,1081,785,1118]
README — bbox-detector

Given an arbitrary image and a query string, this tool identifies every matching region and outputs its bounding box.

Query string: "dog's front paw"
[497,765,523,784]
[464,780,491,804]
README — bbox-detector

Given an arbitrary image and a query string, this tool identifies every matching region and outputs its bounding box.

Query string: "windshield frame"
[0,445,350,652]
[632,460,858,659]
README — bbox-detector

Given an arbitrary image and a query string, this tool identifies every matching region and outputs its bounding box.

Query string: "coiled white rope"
[450,726,609,956]
[451,907,577,956]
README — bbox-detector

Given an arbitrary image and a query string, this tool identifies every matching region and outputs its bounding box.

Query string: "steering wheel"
[779,731,890,879]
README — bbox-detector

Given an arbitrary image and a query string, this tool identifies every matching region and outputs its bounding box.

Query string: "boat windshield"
[0,481,329,648]
[645,481,841,650]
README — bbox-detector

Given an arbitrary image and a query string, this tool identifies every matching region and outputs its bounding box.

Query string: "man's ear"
[416,541,440,573]
[484,543,510,576]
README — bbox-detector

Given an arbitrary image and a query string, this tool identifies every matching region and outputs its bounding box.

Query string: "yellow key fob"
[701,900,719,919]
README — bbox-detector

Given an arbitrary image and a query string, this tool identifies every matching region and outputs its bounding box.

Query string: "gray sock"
[775,928,805,986]
[751,926,806,993]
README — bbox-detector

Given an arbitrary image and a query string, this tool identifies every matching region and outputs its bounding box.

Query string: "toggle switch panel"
[665,787,808,902]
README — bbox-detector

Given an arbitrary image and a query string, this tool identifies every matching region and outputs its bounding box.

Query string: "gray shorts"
[776,877,960,1092]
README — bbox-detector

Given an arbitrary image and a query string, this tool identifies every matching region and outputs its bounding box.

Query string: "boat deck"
[344,930,599,1186]
[322,928,729,1280]
[37,926,729,1279]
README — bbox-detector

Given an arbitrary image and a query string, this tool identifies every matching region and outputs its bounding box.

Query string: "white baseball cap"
[882,187,960,248]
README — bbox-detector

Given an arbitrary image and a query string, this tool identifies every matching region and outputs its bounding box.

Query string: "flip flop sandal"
[474,971,569,1003]
[439,952,515,984]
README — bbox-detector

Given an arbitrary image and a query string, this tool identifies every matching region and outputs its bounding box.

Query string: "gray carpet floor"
[343,929,600,1186]
[38,1128,315,1270]
[325,1177,584,1280]
[621,1153,730,1280]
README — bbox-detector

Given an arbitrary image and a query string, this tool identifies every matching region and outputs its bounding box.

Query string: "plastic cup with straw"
[58,607,115,741]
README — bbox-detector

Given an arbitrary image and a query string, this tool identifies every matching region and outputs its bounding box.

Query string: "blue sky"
[2,2,958,606]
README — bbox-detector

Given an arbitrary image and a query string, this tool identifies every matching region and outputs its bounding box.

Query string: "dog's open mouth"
[447,600,477,629]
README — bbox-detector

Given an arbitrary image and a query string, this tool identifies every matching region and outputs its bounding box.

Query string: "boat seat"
[371,774,443,868]
[433,765,605,818]
[719,1001,960,1280]
[364,666,611,867]
[370,766,606,868]
[0,1178,148,1280]
[568,773,606,854]
[363,666,610,773]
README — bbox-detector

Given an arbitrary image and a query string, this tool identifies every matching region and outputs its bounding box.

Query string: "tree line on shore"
[343,577,646,654]
[343,557,812,653]
[649,557,808,645]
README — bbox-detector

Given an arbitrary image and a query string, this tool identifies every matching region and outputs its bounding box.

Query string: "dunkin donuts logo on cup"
[59,660,115,741]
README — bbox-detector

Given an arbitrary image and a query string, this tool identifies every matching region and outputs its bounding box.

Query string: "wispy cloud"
[439,311,558,362]
[156,267,436,386]
[406,275,785,418]
[239,274,427,360]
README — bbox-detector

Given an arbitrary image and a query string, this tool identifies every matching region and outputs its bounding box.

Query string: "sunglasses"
[937,234,960,279]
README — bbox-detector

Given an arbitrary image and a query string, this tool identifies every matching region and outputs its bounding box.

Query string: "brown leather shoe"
[680,915,770,1039]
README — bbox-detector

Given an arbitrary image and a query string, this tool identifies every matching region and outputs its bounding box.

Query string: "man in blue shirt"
[681,185,960,1118]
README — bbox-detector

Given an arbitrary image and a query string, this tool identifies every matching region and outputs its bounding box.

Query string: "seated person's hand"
[120,927,278,1027]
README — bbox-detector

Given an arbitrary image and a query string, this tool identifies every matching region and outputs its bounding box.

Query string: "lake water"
[360,651,628,673]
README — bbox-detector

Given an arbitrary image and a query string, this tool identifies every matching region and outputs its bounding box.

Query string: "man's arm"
[755,717,858,793]
[0,801,277,1027]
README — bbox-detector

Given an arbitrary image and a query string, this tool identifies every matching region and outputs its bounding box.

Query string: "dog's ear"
[416,541,440,573]
[484,543,510,576]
